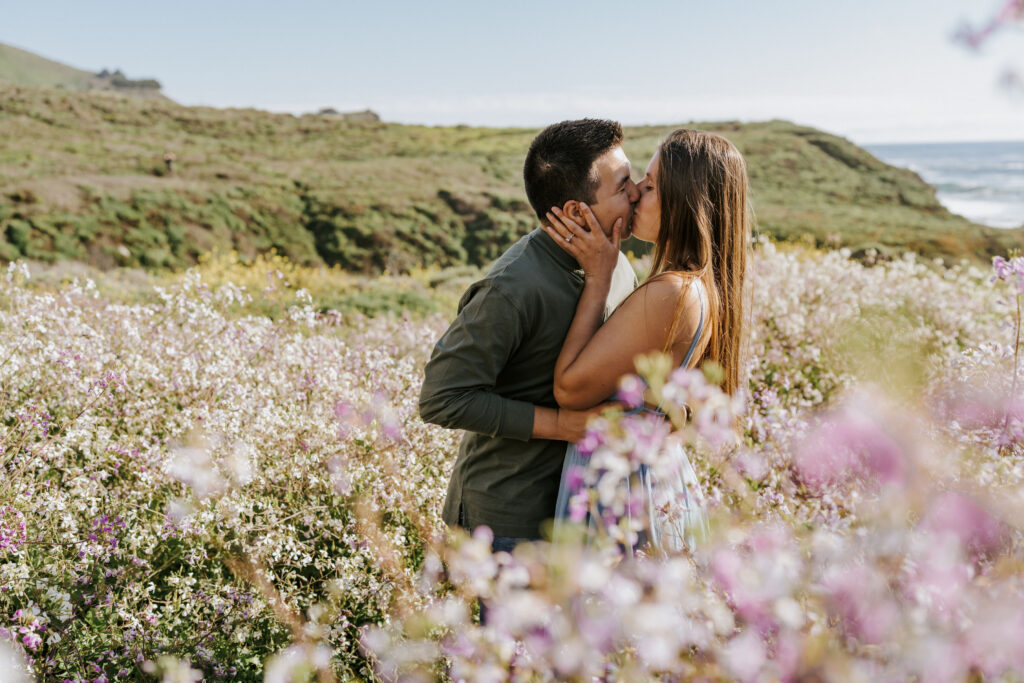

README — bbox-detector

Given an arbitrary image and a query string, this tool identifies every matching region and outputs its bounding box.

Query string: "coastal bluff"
[1,83,1019,272]
[0,42,165,99]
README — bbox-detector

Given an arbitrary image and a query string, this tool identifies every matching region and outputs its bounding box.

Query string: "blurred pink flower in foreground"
[822,564,899,645]
[955,1,1024,50]
[920,490,1008,556]
[616,374,645,409]
[793,395,908,490]
[962,592,1024,676]
[992,256,1024,294]
[0,639,31,683]
[711,524,798,635]
[721,630,765,683]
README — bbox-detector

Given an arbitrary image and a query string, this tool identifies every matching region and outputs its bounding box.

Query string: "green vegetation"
[1,82,1020,273]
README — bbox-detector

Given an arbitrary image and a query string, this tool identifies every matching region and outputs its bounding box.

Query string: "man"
[419,119,640,552]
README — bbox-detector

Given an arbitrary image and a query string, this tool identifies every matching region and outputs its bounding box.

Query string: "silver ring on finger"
[565,234,574,243]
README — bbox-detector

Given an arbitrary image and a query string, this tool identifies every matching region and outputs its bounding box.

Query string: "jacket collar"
[532,227,583,274]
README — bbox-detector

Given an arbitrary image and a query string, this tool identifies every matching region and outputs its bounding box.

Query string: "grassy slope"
[0,43,96,91]
[1,83,1019,272]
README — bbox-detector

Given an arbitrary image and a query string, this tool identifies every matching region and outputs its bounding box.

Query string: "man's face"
[586,145,640,239]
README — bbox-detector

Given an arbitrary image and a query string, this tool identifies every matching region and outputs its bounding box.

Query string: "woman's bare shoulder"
[625,271,704,351]
[634,271,701,309]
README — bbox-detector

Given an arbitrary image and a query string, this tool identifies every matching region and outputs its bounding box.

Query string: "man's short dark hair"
[523,118,623,224]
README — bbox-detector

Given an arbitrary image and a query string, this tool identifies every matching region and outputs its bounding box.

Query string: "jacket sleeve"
[418,283,535,441]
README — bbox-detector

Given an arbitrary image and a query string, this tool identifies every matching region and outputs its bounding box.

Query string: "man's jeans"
[491,535,532,554]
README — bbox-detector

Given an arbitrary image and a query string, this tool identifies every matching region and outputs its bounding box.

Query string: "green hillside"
[1,82,1019,272]
[0,42,163,96]
[0,43,96,90]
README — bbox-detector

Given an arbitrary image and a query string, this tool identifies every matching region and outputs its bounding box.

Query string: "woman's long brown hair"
[648,129,751,395]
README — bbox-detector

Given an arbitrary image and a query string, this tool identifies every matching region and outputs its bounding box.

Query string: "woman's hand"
[542,203,622,285]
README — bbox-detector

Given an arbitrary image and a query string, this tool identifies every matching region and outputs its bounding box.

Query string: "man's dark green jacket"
[418,227,637,538]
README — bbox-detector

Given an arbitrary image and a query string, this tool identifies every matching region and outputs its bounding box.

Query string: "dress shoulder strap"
[679,280,706,368]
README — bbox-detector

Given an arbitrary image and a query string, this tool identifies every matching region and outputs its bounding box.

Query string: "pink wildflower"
[992,255,1024,294]
[0,507,26,553]
[616,375,646,409]
[793,398,907,490]
[21,632,41,650]
[722,630,766,683]
[711,548,776,633]
[920,491,1007,556]
[568,493,589,523]
[564,466,585,494]
[821,564,899,644]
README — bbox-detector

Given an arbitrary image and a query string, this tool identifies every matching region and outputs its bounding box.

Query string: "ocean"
[865,140,1024,229]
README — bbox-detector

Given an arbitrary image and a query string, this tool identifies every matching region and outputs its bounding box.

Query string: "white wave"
[939,195,1024,228]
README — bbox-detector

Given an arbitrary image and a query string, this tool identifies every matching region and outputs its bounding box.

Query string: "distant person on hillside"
[419,119,639,557]
[163,151,176,174]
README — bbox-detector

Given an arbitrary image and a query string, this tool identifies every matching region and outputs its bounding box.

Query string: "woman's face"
[632,150,661,243]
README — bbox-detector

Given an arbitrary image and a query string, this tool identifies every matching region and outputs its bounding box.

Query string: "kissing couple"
[419,118,751,556]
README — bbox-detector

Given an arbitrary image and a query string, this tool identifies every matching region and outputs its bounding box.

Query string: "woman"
[543,128,751,553]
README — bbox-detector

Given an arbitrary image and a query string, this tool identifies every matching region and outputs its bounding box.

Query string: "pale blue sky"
[3,0,1021,142]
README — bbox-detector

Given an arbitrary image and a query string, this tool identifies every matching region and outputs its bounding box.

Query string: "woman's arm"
[554,276,702,409]
[540,204,621,404]
[542,207,705,410]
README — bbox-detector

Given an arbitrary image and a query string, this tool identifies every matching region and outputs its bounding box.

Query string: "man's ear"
[562,200,584,225]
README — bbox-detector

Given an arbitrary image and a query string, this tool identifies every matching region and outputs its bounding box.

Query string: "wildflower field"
[1,242,1023,682]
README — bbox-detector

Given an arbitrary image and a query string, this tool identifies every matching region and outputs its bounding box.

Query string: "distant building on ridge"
[315,107,381,122]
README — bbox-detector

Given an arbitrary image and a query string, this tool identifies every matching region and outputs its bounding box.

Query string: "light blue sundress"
[553,283,710,553]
